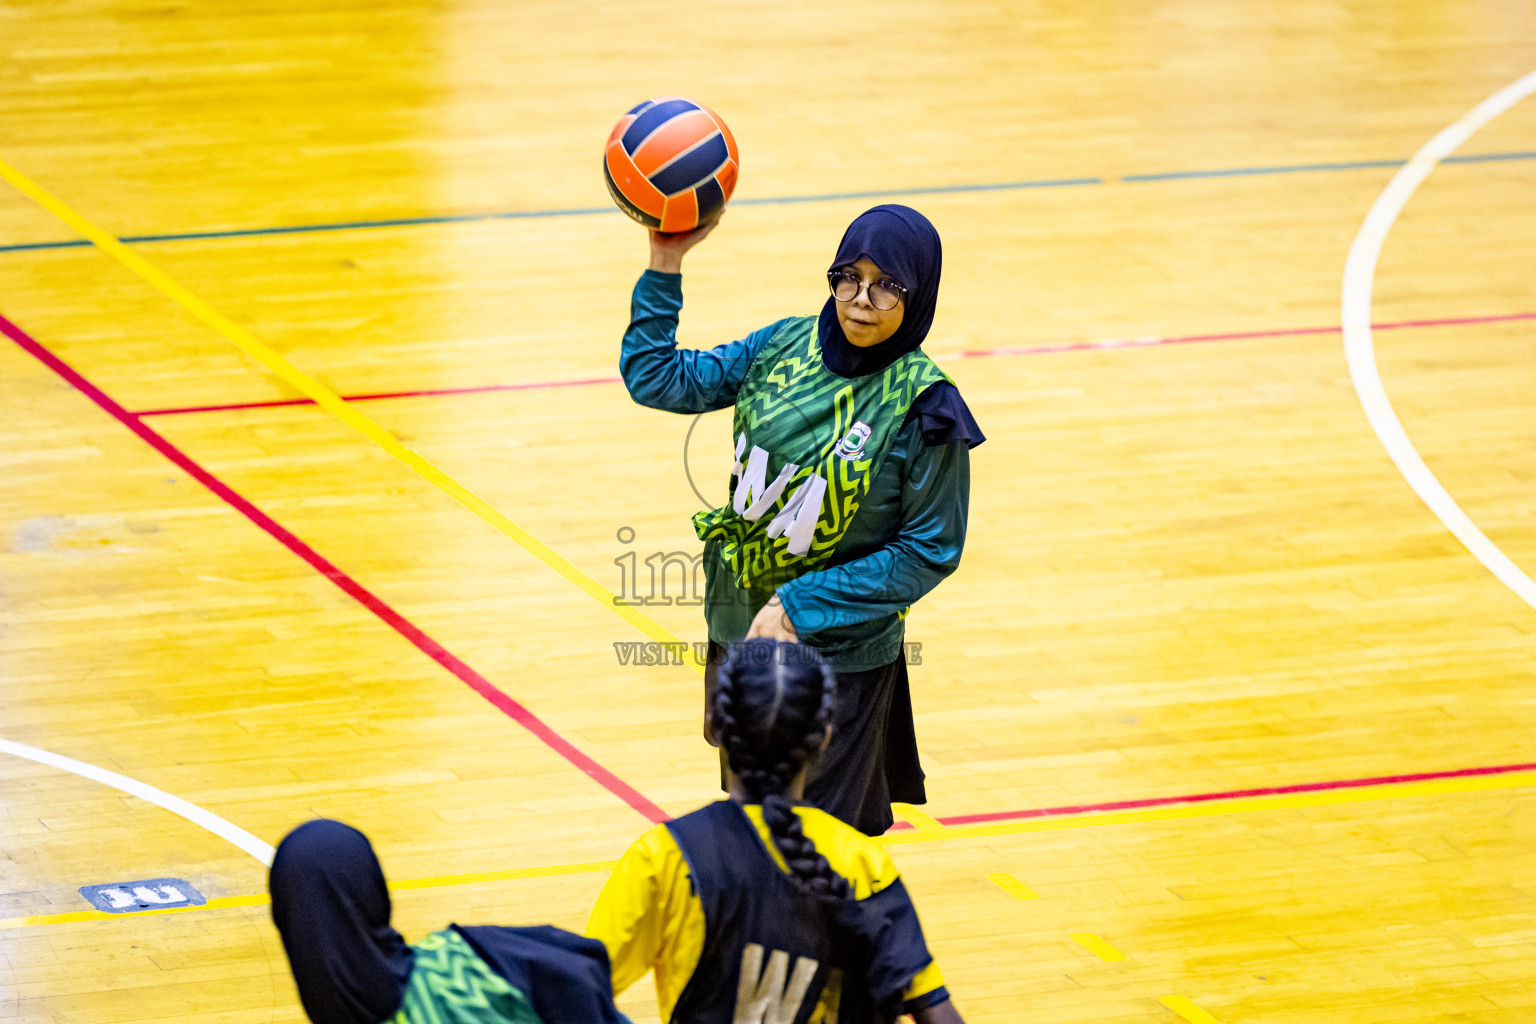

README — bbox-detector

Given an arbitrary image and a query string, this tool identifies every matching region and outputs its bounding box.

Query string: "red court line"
[883,759,1536,832]
[129,310,1536,418]
[950,310,1536,359]
[1,311,669,825]
[139,375,624,417]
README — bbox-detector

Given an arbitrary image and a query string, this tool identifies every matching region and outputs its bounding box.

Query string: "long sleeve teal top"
[621,270,971,671]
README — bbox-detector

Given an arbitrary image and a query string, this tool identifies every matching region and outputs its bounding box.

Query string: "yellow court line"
[1071,932,1128,962]
[388,859,618,891]
[1158,995,1221,1023]
[891,802,947,834]
[0,892,271,930]
[9,768,1534,931]
[0,862,621,930]
[0,156,705,676]
[987,872,1039,900]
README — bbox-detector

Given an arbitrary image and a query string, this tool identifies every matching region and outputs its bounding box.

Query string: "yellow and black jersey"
[586,801,948,1023]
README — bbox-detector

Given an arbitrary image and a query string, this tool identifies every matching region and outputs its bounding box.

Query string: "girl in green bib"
[269,819,628,1024]
[621,204,984,836]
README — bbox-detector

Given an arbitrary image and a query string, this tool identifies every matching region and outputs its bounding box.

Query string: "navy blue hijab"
[817,204,941,378]
[817,204,984,448]
[271,820,413,1024]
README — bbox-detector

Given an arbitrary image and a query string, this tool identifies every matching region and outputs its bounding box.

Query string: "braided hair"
[710,638,851,900]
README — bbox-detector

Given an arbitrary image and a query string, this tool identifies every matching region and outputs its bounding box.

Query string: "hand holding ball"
[604,98,739,234]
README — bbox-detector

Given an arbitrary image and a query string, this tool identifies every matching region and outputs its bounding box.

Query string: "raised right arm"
[620,270,784,414]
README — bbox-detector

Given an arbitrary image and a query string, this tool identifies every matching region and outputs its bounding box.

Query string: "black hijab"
[817,204,942,378]
[270,820,414,1024]
[816,204,985,449]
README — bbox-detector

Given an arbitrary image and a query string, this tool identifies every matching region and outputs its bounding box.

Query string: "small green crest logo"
[834,421,872,461]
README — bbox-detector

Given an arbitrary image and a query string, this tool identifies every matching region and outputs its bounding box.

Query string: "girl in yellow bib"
[587,639,965,1024]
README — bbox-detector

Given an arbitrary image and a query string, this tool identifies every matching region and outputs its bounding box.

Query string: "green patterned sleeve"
[777,425,970,634]
[620,270,785,414]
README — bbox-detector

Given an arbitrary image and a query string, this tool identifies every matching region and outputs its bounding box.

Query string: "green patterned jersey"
[388,929,543,1024]
[692,316,950,593]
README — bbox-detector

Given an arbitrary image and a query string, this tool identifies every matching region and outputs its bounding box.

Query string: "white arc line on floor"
[0,738,276,866]
[1342,68,1536,613]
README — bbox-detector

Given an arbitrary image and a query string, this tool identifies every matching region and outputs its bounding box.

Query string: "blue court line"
[1121,150,1536,182]
[0,207,617,253]
[1442,149,1536,164]
[733,177,1104,205]
[1120,158,1406,182]
[1,151,1532,255]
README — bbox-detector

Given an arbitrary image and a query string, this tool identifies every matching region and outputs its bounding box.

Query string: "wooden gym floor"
[2,2,1534,1021]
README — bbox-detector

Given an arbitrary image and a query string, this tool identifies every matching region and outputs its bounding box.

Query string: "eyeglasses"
[827,269,907,311]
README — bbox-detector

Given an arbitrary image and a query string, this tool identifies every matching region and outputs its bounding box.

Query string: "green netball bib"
[692,316,949,592]
[389,929,541,1024]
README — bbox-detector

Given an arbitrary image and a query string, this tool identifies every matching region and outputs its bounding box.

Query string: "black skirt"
[704,641,926,836]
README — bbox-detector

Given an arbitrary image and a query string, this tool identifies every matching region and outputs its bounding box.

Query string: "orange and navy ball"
[604,98,739,233]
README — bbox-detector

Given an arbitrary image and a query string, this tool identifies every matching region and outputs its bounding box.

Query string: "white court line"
[1342,68,1536,613]
[0,738,275,866]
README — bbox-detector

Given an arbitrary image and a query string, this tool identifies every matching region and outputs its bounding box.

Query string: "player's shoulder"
[907,379,985,449]
[735,314,815,371]
[634,820,674,849]
[623,820,688,873]
[760,314,818,346]
[793,806,901,899]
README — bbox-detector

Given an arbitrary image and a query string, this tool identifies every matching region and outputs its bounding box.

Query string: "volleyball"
[603,97,739,233]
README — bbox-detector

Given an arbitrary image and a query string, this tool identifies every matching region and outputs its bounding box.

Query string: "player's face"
[833,258,905,348]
